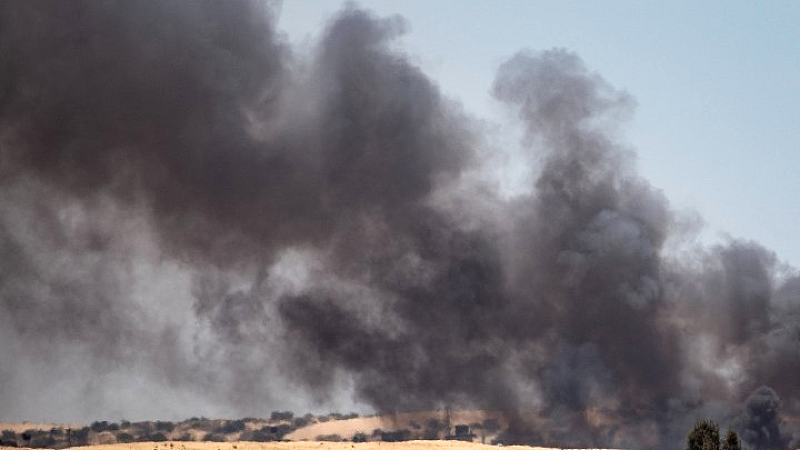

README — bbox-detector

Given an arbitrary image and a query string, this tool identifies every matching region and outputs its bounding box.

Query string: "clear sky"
[278,1,800,268]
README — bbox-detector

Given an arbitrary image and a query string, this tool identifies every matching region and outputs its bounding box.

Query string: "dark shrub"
[71,427,91,446]
[155,421,174,432]
[249,430,273,442]
[202,433,226,442]
[29,431,56,448]
[352,433,367,443]
[380,429,411,442]
[149,432,168,442]
[1,430,18,447]
[316,434,342,442]
[117,433,135,443]
[269,411,293,421]
[216,420,246,434]
[455,425,470,437]
[292,417,309,428]
[91,421,110,433]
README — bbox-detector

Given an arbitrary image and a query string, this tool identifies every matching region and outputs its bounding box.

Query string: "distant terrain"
[1,440,562,450]
[0,411,509,449]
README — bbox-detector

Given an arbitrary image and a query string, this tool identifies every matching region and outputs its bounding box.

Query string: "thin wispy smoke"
[0,2,798,449]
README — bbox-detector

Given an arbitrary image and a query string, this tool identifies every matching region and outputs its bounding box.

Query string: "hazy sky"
[279,0,800,267]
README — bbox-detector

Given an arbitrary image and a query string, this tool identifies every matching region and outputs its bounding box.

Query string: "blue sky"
[278,1,800,268]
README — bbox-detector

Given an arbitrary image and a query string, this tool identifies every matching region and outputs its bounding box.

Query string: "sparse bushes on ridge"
[176,432,194,441]
[154,421,174,432]
[202,432,227,442]
[148,432,168,442]
[116,432,135,443]
[292,417,310,428]
[90,421,110,433]
[269,411,294,421]
[216,419,246,434]
[1,429,18,447]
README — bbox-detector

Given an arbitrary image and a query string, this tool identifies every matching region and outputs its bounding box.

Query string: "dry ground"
[286,410,506,441]
[0,423,80,433]
[1,440,559,450]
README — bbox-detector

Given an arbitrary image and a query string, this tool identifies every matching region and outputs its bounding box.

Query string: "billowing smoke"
[1,2,798,449]
[737,386,788,450]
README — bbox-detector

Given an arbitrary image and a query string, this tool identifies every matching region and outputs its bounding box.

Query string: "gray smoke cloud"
[1,2,799,449]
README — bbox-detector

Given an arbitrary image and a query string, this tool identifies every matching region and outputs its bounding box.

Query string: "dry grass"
[0,423,81,433]
[0,440,558,450]
[287,410,506,441]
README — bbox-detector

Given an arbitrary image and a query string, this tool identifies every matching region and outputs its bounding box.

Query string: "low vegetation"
[0,412,371,449]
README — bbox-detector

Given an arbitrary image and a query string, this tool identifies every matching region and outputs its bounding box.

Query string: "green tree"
[722,428,742,450]
[688,420,721,450]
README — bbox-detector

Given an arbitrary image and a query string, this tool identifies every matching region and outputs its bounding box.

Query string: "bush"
[292,417,310,428]
[155,421,174,432]
[315,434,343,442]
[202,433,226,442]
[270,411,294,422]
[71,427,91,446]
[117,433,135,443]
[91,421,110,433]
[380,429,411,442]
[352,432,367,443]
[1,430,17,447]
[216,420,246,434]
[30,434,56,448]
[249,430,273,442]
[149,432,168,442]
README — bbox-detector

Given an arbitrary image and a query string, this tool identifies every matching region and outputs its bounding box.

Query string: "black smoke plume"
[1,2,798,449]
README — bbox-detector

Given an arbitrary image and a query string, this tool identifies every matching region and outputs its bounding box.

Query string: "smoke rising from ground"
[1,2,798,449]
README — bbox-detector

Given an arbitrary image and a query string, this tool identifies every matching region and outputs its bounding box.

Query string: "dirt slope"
[0,423,80,433]
[287,411,505,441]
